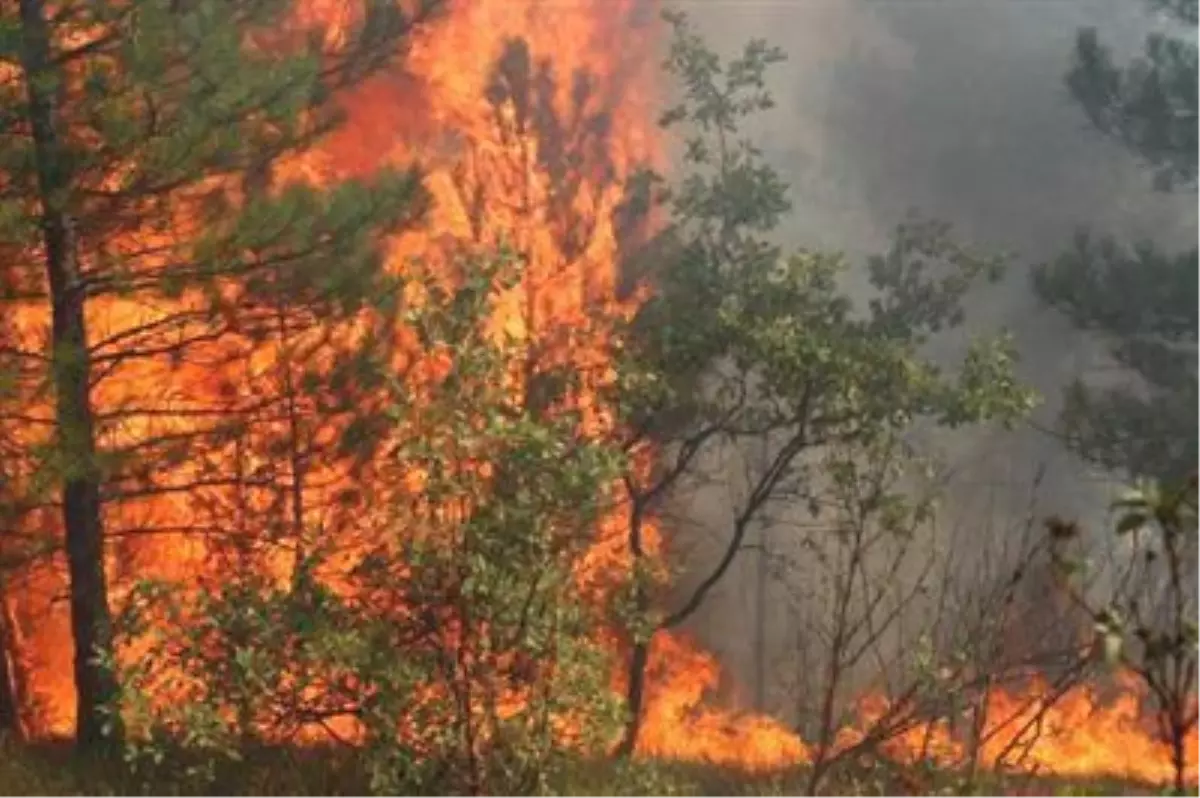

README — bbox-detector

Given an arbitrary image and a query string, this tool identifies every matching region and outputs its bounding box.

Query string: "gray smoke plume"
[665,0,1196,720]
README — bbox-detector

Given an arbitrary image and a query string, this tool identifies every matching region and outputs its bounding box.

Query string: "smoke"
[663,0,1196,718]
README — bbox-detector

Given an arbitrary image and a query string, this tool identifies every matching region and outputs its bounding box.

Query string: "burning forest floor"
[0,735,1184,797]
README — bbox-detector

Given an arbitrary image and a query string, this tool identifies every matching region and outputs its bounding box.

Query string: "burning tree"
[67,0,669,788]
[0,0,439,745]
[108,252,633,794]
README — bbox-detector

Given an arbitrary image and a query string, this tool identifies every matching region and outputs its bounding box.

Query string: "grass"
[0,734,1180,796]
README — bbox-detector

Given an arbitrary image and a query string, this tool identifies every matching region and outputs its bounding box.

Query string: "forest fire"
[0,0,1195,793]
[851,671,1199,788]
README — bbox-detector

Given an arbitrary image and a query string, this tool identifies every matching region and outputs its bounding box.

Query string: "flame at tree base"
[633,635,811,771]
[639,636,1197,788]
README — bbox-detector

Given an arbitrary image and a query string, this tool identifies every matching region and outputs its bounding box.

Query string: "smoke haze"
[665,0,1197,719]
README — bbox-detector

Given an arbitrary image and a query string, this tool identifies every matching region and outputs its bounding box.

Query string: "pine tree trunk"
[0,609,17,735]
[17,0,121,750]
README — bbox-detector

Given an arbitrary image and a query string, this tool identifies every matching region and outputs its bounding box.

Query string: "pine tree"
[0,0,438,749]
[1034,0,1197,483]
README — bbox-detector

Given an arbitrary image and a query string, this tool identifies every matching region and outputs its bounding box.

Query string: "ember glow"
[0,0,1195,790]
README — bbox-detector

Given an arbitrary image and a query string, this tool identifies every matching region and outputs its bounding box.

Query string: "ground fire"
[0,0,1195,792]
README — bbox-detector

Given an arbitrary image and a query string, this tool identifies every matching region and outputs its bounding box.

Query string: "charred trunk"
[18,0,121,750]
[617,496,652,757]
[618,640,648,758]
[1171,721,1186,796]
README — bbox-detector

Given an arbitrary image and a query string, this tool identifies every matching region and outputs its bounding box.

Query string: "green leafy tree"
[610,10,1035,754]
[0,0,438,749]
[106,252,629,796]
[1033,0,1197,484]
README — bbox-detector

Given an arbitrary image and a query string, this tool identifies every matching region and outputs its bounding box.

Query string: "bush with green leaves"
[102,252,630,796]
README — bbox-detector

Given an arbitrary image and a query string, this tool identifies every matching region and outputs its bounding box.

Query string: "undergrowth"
[0,733,1170,796]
